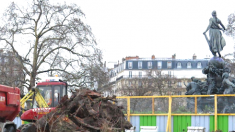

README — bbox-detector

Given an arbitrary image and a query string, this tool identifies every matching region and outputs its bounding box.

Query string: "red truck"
[0,84,20,132]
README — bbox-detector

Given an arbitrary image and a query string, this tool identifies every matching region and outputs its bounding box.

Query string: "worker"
[45,90,52,106]
[54,90,59,106]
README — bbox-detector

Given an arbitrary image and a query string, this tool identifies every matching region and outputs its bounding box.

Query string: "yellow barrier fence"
[116,94,235,131]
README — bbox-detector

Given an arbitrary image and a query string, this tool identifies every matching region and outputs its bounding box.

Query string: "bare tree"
[117,69,177,96]
[222,54,235,78]
[62,52,109,90]
[226,12,235,58]
[221,13,235,76]
[0,0,105,90]
[114,69,177,113]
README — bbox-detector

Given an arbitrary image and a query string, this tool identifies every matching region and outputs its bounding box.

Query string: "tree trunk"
[29,71,36,90]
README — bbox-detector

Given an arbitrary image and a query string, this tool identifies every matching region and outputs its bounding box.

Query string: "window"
[129,81,132,87]
[177,62,182,68]
[139,72,142,78]
[167,61,172,68]
[128,62,132,69]
[148,62,152,69]
[178,82,182,87]
[168,71,171,76]
[187,62,192,68]
[158,62,162,69]
[38,86,52,107]
[138,81,142,87]
[168,81,172,87]
[54,86,61,106]
[147,71,152,79]
[138,61,142,69]
[129,71,132,78]
[197,62,202,68]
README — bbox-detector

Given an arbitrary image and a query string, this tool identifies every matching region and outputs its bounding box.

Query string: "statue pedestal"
[209,56,224,69]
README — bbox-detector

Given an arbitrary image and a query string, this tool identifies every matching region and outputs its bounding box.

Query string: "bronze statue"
[203,11,226,57]
[221,73,235,94]
[220,73,235,113]
[185,77,202,95]
[184,11,235,113]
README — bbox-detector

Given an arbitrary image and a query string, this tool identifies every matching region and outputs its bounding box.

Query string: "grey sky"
[1,0,235,68]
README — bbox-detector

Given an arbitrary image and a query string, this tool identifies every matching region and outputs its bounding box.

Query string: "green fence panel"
[210,115,228,132]
[173,116,191,132]
[139,116,156,127]
[210,116,214,132]
[218,116,228,132]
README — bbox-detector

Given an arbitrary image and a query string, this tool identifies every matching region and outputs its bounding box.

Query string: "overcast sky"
[1,0,235,68]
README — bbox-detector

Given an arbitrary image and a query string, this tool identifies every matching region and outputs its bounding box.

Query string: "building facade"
[0,49,24,90]
[106,54,209,96]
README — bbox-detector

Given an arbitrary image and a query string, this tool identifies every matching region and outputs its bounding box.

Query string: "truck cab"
[0,84,20,132]
[36,77,67,107]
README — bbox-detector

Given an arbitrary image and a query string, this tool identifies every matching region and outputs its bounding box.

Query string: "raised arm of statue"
[219,21,226,31]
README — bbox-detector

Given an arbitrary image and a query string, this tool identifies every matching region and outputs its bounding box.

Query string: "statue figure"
[221,73,235,94]
[220,73,235,113]
[185,77,203,112]
[198,80,208,95]
[191,76,200,83]
[203,11,226,57]
[203,65,218,94]
[185,77,201,95]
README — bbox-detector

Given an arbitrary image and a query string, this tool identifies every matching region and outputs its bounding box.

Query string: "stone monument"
[185,11,235,113]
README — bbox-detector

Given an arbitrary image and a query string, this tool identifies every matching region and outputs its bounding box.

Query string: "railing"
[122,75,175,79]
[116,94,235,132]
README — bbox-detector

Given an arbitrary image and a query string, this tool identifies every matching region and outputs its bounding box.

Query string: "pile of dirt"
[34,89,132,132]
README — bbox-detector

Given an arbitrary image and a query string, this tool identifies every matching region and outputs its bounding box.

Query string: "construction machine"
[18,77,68,131]
[20,77,68,109]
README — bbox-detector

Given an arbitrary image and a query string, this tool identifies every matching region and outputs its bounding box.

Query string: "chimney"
[125,56,139,60]
[172,54,176,59]
[193,54,197,60]
[122,58,125,62]
[151,55,155,59]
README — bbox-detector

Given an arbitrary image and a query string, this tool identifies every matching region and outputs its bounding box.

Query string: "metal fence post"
[166,96,172,132]
[127,96,130,122]
[152,97,155,114]
[214,94,217,131]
